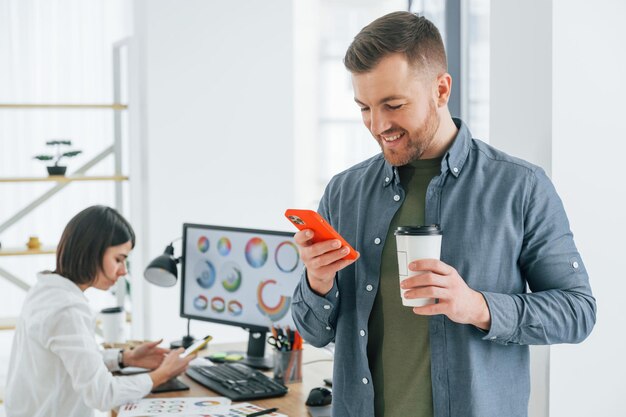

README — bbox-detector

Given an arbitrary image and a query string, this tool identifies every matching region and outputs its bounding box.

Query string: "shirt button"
[453,167,459,173]
[323,305,331,310]
[359,329,366,337]
[366,284,373,292]
[572,261,579,269]
[393,195,400,202]
[385,176,390,182]
[490,336,497,340]
[335,291,339,298]
[374,238,381,245]
[326,326,331,330]
[362,377,369,384]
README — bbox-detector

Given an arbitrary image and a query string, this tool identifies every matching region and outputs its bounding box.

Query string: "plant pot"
[47,166,67,176]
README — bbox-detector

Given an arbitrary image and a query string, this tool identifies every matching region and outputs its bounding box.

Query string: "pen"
[246,407,278,417]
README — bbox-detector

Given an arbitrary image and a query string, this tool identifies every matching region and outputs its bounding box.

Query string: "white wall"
[550,1,626,416]
[492,1,626,416]
[131,0,295,343]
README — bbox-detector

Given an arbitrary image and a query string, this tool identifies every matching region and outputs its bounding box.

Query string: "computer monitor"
[180,223,301,369]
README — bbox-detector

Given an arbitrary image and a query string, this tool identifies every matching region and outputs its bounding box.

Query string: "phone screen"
[180,335,212,358]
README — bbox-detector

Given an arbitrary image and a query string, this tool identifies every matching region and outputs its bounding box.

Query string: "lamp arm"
[166,237,183,264]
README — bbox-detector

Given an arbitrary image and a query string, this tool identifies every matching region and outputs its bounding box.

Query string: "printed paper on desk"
[117,396,231,417]
[219,403,287,417]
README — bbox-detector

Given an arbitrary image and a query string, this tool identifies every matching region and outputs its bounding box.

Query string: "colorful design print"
[194,400,223,407]
[274,241,300,273]
[211,296,226,313]
[227,300,243,316]
[220,261,243,292]
[245,237,268,268]
[194,295,208,310]
[197,236,210,253]
[256,279,291,322]
[195,260,216,289]
[217,237,232,256]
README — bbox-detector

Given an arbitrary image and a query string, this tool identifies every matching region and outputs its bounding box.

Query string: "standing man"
[292,11,595,417]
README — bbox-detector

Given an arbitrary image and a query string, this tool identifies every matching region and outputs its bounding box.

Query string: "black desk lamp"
[144,241,195,349]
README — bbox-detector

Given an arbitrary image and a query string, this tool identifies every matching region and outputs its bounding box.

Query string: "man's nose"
[369,109,391,136]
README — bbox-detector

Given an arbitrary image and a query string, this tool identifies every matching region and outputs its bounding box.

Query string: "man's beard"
[378,101,440,166]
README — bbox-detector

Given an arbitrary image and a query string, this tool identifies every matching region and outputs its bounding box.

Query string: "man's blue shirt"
[292,119,596,417]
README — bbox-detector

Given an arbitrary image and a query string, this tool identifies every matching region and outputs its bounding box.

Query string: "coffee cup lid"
[394,225,441,236]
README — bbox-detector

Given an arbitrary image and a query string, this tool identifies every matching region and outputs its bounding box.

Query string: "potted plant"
[33,140,82,176]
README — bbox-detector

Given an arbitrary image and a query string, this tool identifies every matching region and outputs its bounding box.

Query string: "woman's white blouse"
[5,273,152,417]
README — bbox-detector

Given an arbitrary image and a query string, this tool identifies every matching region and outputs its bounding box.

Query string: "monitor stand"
[239,330,273,370]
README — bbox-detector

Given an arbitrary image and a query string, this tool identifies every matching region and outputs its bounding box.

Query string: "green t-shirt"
[367,157,442,417]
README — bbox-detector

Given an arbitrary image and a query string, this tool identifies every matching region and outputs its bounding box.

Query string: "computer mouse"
[306,387,332,406]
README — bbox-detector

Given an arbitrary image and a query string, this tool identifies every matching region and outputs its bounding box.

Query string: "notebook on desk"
[151,377,190,393]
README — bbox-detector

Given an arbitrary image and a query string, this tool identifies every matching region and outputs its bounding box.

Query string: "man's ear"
[435,73,452,107]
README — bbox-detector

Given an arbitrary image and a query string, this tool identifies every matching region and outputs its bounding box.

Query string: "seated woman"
[5,205,194,417]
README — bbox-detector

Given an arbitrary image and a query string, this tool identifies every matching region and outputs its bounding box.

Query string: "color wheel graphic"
[211,297,225,313]
[197,236,210,253]
[217,237,231,256]
[193,295,208,311]
[275,241,300,272]
[256,279,291,321]
[245,237,268,268]
[227,300,243,316]
[195,259,216,289]
[194,400,223,407]
[220,261,243,292]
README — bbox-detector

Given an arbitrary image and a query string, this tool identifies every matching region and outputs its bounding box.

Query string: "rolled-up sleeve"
[480,168,596,345]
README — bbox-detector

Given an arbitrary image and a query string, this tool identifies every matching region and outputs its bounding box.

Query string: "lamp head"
[144,244,179,287]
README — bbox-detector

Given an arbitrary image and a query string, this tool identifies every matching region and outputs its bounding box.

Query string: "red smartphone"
[284,209,358,260]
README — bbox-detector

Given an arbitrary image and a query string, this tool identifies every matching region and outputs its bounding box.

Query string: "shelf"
[0,247,57,257]
[0,103,128,110]
[0,316,17,331]
[0,175,129,183]
[0,40,131,324]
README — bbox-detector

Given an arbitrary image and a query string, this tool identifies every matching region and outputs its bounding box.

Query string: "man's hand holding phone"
[286,209,359,296]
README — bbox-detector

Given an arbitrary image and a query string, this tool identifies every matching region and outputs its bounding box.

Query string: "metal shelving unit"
[0,40,132,322]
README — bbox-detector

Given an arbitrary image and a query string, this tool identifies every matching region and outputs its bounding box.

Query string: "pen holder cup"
[273,348,302,385]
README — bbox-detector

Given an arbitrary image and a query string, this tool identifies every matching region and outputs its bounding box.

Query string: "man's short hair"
[344,11,447,76]
[55,205,135,286]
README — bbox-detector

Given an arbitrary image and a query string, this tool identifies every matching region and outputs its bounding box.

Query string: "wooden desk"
[117,342,333,417]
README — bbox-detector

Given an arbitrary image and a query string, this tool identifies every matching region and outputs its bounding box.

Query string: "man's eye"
[387,104,403,110]
[360,107,370,112]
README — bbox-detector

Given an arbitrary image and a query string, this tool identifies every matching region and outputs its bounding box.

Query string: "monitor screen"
[180,223,301,368]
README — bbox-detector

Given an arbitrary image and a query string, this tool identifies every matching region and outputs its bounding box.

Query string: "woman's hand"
[149,348,196,387]
[123,339,169,369]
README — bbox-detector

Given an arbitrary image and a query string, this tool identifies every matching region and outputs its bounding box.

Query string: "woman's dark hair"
[344,11,447,76]
[54,205,135,285]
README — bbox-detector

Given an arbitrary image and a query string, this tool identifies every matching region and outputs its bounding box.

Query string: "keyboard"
[186,362,288,401]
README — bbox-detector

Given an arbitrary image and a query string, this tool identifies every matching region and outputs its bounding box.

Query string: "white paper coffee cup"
[394,225,442,307]
[101,306,125,343]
